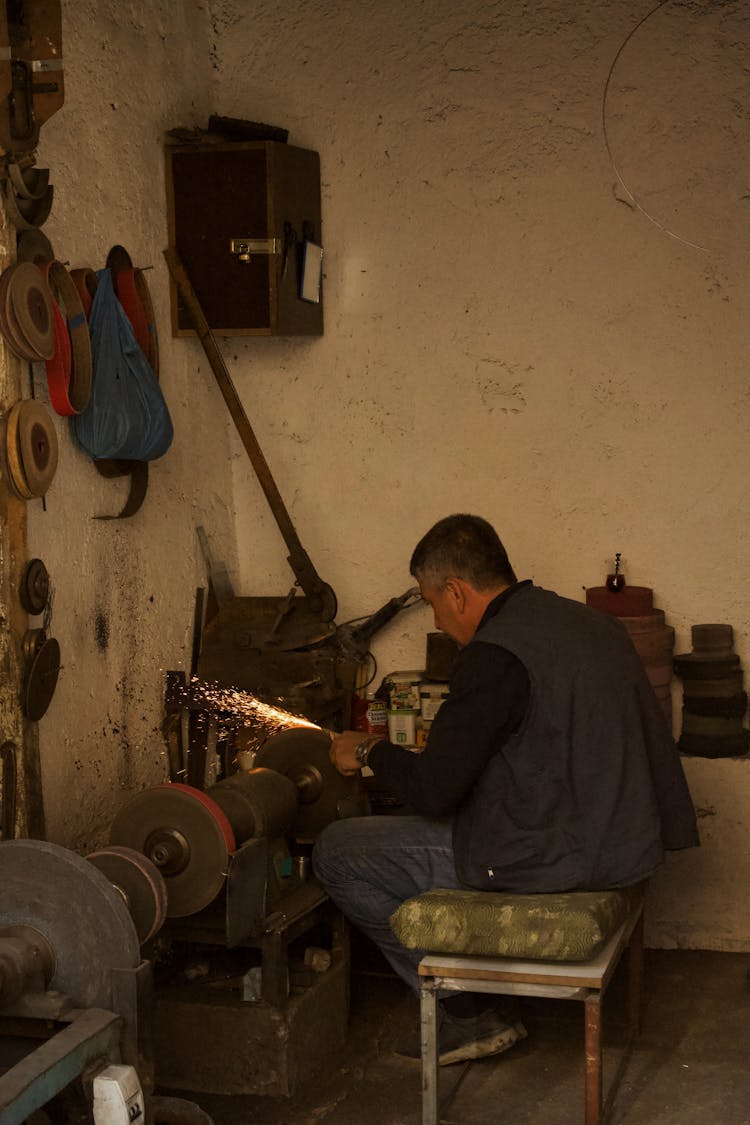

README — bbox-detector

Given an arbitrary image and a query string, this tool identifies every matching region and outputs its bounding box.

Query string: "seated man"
[313,514,698,1065]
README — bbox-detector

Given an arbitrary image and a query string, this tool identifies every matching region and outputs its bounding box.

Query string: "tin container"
[364,694,388,737]
[351,692,388,735]
[387,708,419,747]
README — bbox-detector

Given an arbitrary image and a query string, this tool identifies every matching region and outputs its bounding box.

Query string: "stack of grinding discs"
[586,580,675,727]
[3,399,59,500]
[0,261,55,362]
[674,625,749,758]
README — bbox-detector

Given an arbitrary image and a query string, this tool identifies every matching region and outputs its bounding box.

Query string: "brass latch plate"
[230,238,279,262]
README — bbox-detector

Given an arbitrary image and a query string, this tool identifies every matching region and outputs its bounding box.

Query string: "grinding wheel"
[8,262,56,360]
[87,845,168,944]
[674,654,740,679]
[69,267,98,319]
[22,628,47,662]
[24,636,60,720]
[4,402,35,499]
[17,229,55,265]
[8,164,50,202]
[42,260,93,415]
[109,783,236,918]
[0,839,140,1009]
[17,399,59,496]
[682,672,744,699]
[135,269,159,375]
[679,730,750,758]
[691,624,734,653]
[106,244,135,278]
[254,727,365,842]
[5,400,58,500]
[683,693,748,718]
[0,266,41,362]
[19,557,50,615]
[2,181,55,230]
[107,246,160,374]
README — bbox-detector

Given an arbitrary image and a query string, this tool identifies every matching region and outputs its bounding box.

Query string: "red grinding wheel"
[107,245,158,372]
[109,782,236,918]
[69,267,98,319]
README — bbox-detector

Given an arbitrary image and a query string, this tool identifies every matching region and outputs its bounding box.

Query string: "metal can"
[365,694,388,738]
[387,708,419,747]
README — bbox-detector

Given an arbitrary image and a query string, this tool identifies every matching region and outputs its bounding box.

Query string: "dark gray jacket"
[452,585,699,892]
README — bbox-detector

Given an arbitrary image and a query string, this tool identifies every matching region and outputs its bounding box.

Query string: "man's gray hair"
[410,514,516,590]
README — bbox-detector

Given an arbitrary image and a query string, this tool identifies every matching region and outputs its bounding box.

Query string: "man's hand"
[329,730,369,776]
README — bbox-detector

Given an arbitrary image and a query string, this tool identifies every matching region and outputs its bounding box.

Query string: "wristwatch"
[354,735,378,768]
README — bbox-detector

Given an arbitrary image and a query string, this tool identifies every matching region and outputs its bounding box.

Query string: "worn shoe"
[395,1006,527,1067]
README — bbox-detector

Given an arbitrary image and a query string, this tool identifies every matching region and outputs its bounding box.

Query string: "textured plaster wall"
[26,0,240,850]
[210,0,750,950]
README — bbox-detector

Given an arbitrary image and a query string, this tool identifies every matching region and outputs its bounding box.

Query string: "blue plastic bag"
[73,269,173,461]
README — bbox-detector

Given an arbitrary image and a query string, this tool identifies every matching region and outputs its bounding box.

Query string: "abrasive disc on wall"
[0,261,55,360]
[24,635,60,721]
[4,399,59,499]
[16,228,55,265]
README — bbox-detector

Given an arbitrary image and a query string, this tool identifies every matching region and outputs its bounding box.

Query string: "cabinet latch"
[229,238,279,263]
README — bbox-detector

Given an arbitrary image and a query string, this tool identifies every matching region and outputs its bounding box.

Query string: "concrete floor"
[162,946,750,1125]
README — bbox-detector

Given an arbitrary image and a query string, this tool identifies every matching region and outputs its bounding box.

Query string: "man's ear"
[445,578,467,613]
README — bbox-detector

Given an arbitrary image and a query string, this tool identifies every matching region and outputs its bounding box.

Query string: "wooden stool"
[390,887,645,1125]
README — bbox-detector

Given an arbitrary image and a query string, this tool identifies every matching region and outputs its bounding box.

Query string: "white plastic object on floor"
[92,1063,144,1124]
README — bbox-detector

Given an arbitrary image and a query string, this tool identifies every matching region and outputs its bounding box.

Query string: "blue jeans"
[313,814,465,993]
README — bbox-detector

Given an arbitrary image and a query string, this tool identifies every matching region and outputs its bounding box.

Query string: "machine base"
[153,951,348,1098]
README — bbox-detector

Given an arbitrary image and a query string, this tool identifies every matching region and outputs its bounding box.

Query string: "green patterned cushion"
[390,886,642,962]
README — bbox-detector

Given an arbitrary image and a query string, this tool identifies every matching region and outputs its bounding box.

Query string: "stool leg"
[627,910,645,1035]
[420,979,439,1125]
[584,995,602,1125]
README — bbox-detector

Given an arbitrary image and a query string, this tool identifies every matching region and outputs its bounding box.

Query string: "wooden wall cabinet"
[165,140,323,337]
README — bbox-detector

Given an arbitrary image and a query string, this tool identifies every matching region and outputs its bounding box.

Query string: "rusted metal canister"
[586,582,674,727]
[619,612,675,728]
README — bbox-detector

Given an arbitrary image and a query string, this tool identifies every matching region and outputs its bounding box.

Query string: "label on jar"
[385,670,424,711]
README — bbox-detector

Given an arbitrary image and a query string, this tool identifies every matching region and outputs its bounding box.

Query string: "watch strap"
[354,736,378,768]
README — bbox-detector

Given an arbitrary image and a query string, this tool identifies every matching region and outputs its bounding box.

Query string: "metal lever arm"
[163,247,337,621]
